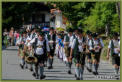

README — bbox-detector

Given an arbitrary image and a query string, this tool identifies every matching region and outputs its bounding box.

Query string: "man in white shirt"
[63,28,74,74]
[107,32,120,77]
[90,33,104,75]
[85,31,93,72]
[70,29,86,80]
[46,27,56,69]
[29,32,50,80]
[16,31,27,69]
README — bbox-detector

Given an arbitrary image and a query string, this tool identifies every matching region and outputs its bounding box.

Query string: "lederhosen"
[33,39,47,66]
[90,39,101,62]
[73,38,86,65]
[47,34,56,57]
[64,34,71,57]
[111,40,120,66]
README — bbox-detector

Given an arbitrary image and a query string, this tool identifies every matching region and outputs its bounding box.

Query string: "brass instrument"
[25,49,37,64]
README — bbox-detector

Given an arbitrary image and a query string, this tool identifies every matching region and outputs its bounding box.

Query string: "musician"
[85,31,93,72]
[91,33,104,75]
[27,28,38,72]
[16,31,27,69]
[107,32,120,76]
[29,32,50,79]
[70,29,86,80]
[46,27,56,69]
[63,28,73,74]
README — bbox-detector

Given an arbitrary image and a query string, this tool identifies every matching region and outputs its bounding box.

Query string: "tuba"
[25,49,37,64]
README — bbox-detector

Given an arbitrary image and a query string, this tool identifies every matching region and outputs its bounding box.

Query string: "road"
[2,46,120,80]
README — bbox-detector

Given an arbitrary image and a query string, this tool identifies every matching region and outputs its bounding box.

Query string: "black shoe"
[29,68,33,72]
[36,75,39,79]
[50,66,53,69]
[32,73,36,77]
[93,72,97,75]
[115,75,119,80]
[76,77,80,80]
[87,67,92,72]
[48,66,53,69]
[48,66,51,69]
[96,72,99,75]
[20,64,24,69]
[25,66,28,69]
[68,70,72,74]
[40,75,46,80]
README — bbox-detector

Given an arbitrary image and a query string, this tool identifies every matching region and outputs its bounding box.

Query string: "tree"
[2,2,38,30]
[84,2,120,35]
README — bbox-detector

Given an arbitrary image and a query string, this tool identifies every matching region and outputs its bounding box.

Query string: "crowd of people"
[2,27,120,80]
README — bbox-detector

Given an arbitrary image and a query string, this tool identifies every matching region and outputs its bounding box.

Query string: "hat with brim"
[92,33,98,37]
[50,27,54,30]
[39,32,45,36]
[113,32,119,37]
[78,29,83,34]
[67,28,73,32]
[86,30,92,35]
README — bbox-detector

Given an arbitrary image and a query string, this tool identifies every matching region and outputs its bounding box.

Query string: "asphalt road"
[2,46,120,80]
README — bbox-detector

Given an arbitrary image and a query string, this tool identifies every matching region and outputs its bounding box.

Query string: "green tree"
[84,2,120,35]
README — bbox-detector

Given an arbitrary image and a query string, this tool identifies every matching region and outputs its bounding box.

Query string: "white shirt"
[30,38,50,55]
[63,34,74,48]
[87,38,104,50]
[71,37,85,52]
[87,38,94,50]
[108,39,120,54]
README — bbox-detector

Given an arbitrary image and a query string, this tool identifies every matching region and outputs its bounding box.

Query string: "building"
[23,2,66,30]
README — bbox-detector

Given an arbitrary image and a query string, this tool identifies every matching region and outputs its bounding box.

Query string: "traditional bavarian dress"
[89,38,103,62]
[71,37,86,65]
[108,39,120,66]
[30,38,50,65]
[63,34,73,57]
[47,33,56,57]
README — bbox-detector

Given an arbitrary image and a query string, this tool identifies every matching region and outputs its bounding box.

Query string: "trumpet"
[25,49,37,64]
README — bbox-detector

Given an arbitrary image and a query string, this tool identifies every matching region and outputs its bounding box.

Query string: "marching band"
[2,27,120,80]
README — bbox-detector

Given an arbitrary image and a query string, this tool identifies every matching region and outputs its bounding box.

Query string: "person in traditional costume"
[90,33,104,75]
[63,28,74,74]
[46,27,56,69]
[29,32,50,79]
[70,29,86,80]
[107,32,120,79]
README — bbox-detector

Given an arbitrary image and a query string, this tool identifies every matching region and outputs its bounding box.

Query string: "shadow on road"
[4,49,18,51]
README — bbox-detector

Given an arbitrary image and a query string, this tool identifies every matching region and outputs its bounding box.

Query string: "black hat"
[67,28,73,32]
[86,30,92,35]
[113,32,119,36]
[50,27,54,30]
[36,29,41,33]
[78,29,83,34]
[92,33,98,37]
[39,32,45,36]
